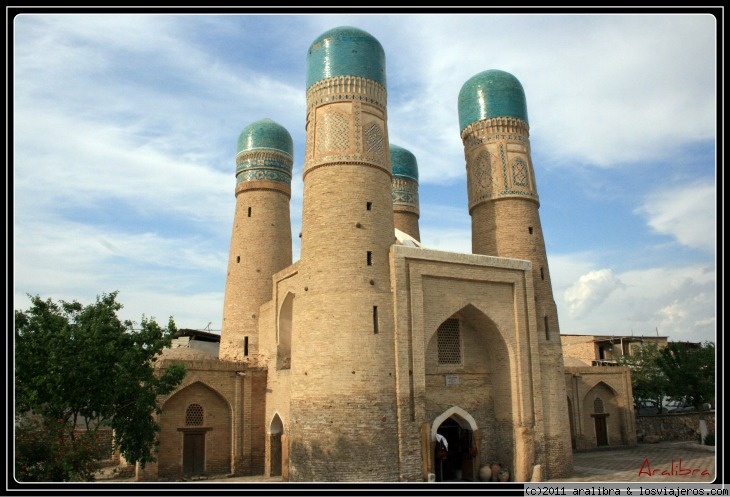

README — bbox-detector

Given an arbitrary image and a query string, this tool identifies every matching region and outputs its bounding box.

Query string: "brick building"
[131,25,640,483]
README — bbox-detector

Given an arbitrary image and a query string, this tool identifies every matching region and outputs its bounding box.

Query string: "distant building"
[170,329,221,357]
[560,334,673,451]
[562,334,669,367]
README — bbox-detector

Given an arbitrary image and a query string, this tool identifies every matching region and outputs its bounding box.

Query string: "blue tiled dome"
[390,144,418,182]
[236,118,293,158]
[457,69,528,132]
[306,26,386,90]
[235,119,293,186]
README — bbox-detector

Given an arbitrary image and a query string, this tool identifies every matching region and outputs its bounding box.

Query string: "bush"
[15,416,101,482]
[702,433,715,446]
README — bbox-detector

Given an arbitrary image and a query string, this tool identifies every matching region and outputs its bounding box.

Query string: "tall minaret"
[219,118,293,363]
[288,26,399,482]
[390,143,420,241]
[457,69,573,479]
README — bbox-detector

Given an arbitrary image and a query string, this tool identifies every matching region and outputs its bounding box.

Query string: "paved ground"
[98,441,717,484]
[546,441,716,483]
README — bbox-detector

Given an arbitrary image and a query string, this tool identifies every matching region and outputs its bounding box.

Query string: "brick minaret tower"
[219,118,293,362]
[390,143,420,241]
[288,26,400,481]
[457,69,573,479]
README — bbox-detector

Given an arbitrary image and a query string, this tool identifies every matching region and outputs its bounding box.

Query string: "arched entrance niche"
[583,382,621,448]
[277,293,294,370]
[424,305,513,481]
[158,381,232,479]
[269,413,284,477]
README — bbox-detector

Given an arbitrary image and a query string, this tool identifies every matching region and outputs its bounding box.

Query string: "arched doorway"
[431,407,479,482]
[269,413,284,477]
[592,398,609,447]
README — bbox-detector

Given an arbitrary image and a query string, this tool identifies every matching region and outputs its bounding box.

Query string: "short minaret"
[390,143,420,241]
[219,118,293,363]
[289,26,400,481]
[457,69,573,479]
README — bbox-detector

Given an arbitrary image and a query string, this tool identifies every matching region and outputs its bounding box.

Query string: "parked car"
[664,398,713,413]
[666,399,694,412]
[634,399,668,416]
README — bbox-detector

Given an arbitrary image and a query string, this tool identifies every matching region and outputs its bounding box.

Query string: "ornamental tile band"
[306,77,387,112]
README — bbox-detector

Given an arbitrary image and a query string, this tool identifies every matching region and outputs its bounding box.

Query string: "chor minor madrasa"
[140,26,637,483]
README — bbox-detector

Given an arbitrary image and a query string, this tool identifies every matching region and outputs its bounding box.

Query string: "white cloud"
[554,260,716,343]
[13,217,228,312]
[635,182,716,253]
[563,269,625,317]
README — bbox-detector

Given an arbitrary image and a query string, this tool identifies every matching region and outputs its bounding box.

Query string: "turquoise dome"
[236,118,293,158]
[390,144,418,182]
[306,26,386,90]
[457,69,528,132]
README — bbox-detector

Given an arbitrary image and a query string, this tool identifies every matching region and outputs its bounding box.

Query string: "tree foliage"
[14,292,186,481]
[617,341,668,409]
[618,340,715,420]
[656,341,715,411]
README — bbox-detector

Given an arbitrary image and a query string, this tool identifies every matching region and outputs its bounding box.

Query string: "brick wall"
[636,412,716,442]
[220,187,292,362]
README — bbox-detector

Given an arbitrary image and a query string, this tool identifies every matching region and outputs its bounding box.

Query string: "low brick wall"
[635,412,715,443]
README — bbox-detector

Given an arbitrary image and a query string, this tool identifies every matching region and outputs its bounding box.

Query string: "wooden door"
[183,432,205,476]
[270,433,282,477]
[594,415,608,446]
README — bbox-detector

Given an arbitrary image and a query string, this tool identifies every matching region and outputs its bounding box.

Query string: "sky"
[10,9,719,345]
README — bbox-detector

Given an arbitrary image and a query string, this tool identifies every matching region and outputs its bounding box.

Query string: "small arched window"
[593,398,605,414]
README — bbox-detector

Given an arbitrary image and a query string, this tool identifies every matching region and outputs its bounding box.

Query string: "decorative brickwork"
[304,77,389,176]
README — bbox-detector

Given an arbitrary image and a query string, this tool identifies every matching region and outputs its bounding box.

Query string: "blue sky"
[11,11,718,344]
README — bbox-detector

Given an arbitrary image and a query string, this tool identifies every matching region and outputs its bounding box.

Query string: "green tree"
[617,341,668,412]
[656,341,715,412]
[14,292,186,481]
